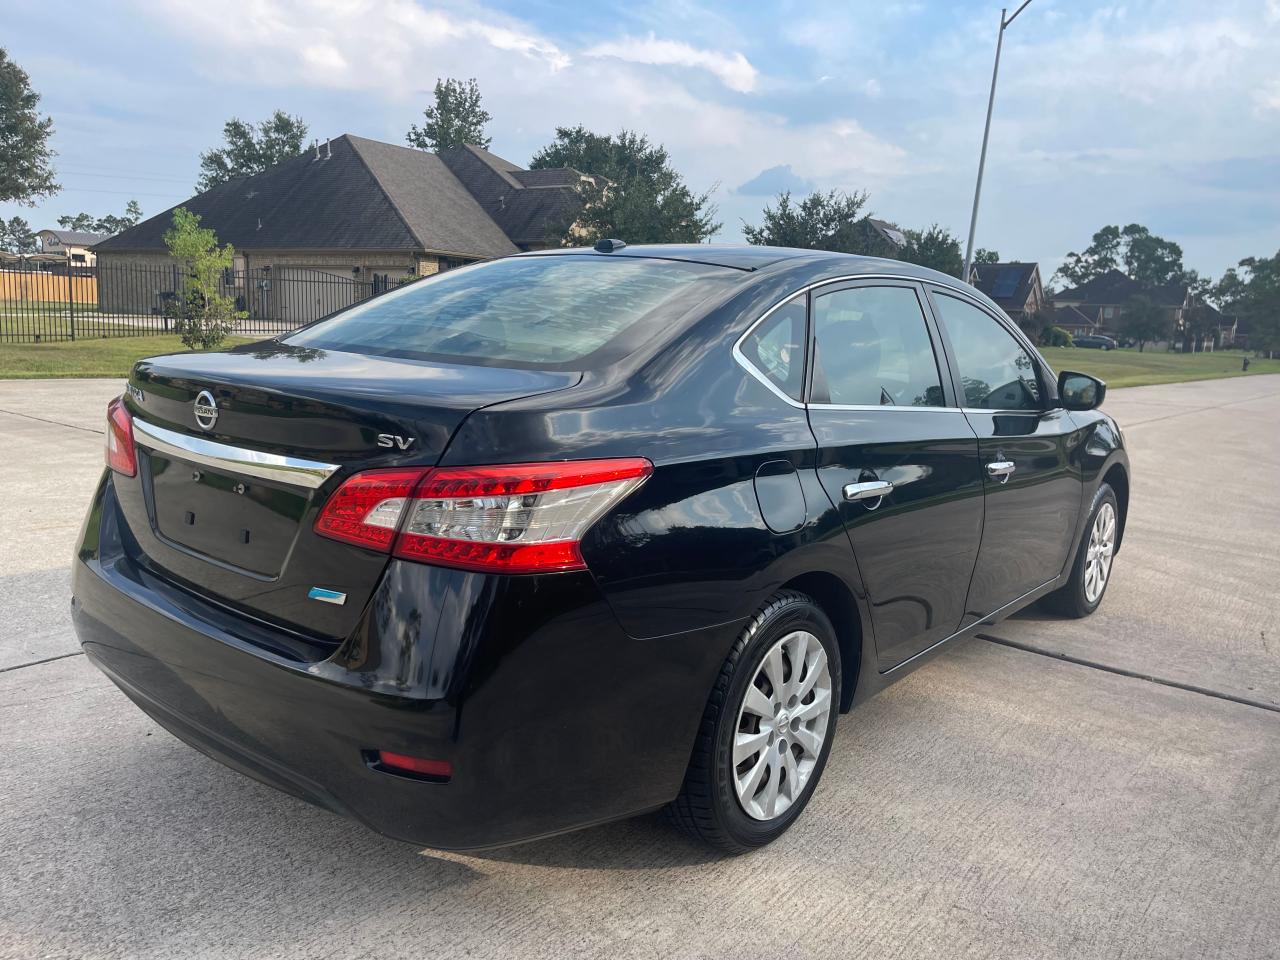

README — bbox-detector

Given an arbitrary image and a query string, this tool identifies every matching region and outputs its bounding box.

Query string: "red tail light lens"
[105,397,137,477]
[313,458,652,574]
[393,459,652,573]
[313,468,425,550]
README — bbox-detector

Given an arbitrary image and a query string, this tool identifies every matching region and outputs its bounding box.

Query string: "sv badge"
[377,434,416,451]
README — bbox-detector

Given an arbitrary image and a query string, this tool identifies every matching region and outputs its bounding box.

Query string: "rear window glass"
[284,255,737,368]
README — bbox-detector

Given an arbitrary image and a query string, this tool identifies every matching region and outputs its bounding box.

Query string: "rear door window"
[811,285,946,407]
[286,255,739,369]
[739,295,807,401]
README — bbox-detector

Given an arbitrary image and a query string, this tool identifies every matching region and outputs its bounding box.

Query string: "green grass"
[0,334,255,379]
[1039,347,1279,389]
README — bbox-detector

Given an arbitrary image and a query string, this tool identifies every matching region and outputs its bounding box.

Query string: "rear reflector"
[371,750,453,781]
[313,458,652,574]
[106,396,137,477]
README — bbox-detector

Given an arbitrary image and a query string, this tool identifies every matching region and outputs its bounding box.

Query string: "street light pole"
[962,0,1034,284]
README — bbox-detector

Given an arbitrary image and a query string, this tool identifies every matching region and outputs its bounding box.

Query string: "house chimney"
[325,138,332,160]
[313,140,321,161]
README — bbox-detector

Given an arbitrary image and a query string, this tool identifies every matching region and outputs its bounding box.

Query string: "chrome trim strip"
[732,272,985,413]
[132,417,340,490]
[809,403,963,413]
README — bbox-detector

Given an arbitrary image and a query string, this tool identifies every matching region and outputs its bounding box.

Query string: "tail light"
[105,397,137,477]
[314,458,652,574]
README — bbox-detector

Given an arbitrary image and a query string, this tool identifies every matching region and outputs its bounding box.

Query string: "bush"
[163,207,245,351]
[1047,326,1074,347]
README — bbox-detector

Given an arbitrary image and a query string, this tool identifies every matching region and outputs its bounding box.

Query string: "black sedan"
[74,244,1129,852]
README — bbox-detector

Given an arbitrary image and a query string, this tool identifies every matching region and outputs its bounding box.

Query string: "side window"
[811,285,945,407]
[932,293,1041,411]
[740,295,806,401]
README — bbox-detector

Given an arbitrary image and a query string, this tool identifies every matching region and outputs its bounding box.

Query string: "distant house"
[37,229,108,267]
[1048,303,1104,338]
[866,218,907,250]
[93,135,596,321]
[1051,268,1190,335]
[969,262,1045,321]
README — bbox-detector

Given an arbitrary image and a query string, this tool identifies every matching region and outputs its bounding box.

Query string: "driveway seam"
[0,407,104,435]
[978,633,1280,716]
[0,651,85,674]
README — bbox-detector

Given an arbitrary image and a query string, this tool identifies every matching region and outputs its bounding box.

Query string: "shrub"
[1047,326,1074,347]
[163,207,245,350]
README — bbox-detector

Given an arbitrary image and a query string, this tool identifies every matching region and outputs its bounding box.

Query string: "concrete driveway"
[2,374,1277,960]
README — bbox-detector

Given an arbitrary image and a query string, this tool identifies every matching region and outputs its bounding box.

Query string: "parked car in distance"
[1073,334,1119,350]
[74,244,1129,853]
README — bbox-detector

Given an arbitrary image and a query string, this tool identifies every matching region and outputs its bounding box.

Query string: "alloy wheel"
[732,630,833,821]
[1084,501,1116,603]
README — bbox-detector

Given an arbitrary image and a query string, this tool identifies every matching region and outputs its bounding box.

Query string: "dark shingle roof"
[438,144,585,245]
[39,229,109,246]
[96,135,517,259]
[971,262,1040,310]
[1055,268,1187,308]
[1050,303,1100,327]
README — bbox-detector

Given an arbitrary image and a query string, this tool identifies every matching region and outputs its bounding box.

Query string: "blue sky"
[5,0,1279,280]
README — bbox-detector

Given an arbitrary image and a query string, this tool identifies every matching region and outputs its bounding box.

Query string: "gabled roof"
[866,218,906,248]
[971,261,1041,309]
[38,229,108,245]
[1054,268,1187,308]
[438,144,585,245]
[96,135,518,259]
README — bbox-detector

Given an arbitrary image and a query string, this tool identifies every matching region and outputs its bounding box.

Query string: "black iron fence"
[0,261,400,343]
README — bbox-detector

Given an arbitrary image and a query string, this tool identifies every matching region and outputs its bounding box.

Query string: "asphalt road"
[2,373,1278,960]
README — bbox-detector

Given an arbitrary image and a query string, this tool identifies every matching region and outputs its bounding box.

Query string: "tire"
[1042,483,1119,618]
[666,591,841,853]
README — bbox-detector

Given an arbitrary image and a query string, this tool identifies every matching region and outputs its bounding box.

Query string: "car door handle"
[986,460,1016,480]
[843,480,894,501]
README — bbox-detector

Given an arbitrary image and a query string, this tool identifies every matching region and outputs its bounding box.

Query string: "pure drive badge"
[193,390,219,431]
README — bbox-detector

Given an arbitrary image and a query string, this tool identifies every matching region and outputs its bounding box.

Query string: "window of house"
[811,285,945,407]
[932,293,1041,411]
[740,296,806,401]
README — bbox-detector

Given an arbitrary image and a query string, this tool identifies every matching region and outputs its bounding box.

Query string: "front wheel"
[1042,483,1119,618]
[666,591,840,852]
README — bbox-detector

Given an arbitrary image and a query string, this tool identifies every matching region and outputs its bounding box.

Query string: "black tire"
[666,591,841,853]
[1042,483,1119,618]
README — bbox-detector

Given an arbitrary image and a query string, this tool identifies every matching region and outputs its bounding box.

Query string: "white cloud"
[583,34,758,92]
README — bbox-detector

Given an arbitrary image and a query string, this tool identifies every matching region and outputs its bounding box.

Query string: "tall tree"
[0,48,58,205]
[531,126,720,245]
[900,224,964,278]
[406,78,491,151]
[974,248,1001,265]
[57,199,142,236]
[1053,223,1184,290]
[742,189,885,252]
[1117,294,1171,352]
[1223,251,1280,356]
[0,215,37,254]
[197,110,309,191]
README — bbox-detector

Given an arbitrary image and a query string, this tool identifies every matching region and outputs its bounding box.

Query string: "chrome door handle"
[843,480,894,501]
[986,460,1016,482]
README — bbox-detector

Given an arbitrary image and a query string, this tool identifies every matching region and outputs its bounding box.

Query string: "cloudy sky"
[5,0,1279,279]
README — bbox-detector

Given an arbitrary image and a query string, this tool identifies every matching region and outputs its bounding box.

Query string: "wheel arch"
[779,570,863,712]
[1101,461,1129,553]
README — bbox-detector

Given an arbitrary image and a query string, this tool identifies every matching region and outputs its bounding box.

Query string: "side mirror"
[1058,371,1106,411]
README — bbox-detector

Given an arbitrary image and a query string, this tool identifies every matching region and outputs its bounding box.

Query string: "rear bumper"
[72,475,736,850]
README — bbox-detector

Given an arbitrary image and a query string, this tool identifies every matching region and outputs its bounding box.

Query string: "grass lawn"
[0,334,256,379]
[1039,347,1279,389]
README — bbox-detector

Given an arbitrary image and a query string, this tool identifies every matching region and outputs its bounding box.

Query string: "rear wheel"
[1042,484,1118,618]
[667,591,840,852]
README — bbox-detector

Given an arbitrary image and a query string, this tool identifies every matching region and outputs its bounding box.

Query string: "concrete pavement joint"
[978,633,1280,716]
[0,406,104,435]
[0,651,85,674]
[1119,389,1280,428]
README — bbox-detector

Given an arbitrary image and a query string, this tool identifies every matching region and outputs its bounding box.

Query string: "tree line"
[2,51,1276,355]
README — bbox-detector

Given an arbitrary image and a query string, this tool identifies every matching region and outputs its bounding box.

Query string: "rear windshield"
[284,255,739,368]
